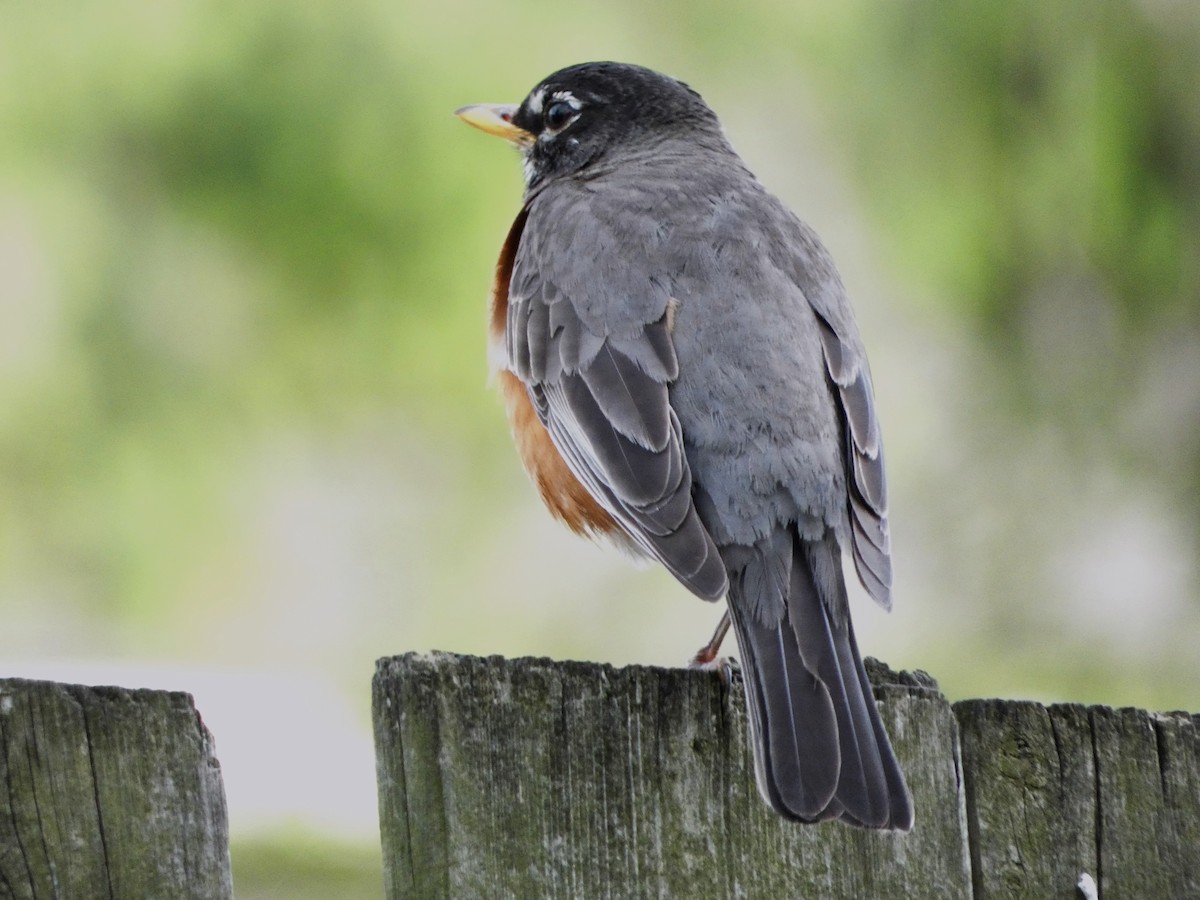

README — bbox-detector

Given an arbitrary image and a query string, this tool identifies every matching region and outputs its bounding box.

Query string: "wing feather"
[578,344,672,451]
[507,202,727,601]
[812,306,893,609]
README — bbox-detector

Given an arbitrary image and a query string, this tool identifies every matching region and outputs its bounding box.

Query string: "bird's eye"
[544,101,577,132]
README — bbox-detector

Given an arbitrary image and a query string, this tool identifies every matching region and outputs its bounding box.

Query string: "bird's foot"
[688,650,741,686]
[690,609,730,664]
[689,610,739,685]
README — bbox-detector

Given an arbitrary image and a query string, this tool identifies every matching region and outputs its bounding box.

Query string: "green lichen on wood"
[956,699,1098,899]
[956,698,1200,900]
[373,652,970,900]
[0,679,232,900]
[377,654,1200,899]
[1090,706,1200,899]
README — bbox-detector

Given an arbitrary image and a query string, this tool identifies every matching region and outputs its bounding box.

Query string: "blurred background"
[2,0,1198,895]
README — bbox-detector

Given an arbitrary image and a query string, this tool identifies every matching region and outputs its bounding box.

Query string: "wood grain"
[0,679,232,900]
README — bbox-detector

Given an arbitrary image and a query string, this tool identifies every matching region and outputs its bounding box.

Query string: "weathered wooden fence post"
[0,679,232,900]
[957,699,1200,899]
[373,653,970,898]
[373,652,1200,899]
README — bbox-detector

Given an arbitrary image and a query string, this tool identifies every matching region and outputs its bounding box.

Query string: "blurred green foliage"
[1,1,500,625]
[3,1,1196,621]
[839,3,1200,438]
[232,836,382,900]
[2,0,1198,894]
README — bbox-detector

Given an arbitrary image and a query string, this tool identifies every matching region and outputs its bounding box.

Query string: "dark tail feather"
[729,599,841,820]
[843,617,913,829]
[726,531,913,830]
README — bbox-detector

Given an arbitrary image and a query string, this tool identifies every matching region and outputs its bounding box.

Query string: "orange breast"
[489,210,620,538]
[496,371,620,537]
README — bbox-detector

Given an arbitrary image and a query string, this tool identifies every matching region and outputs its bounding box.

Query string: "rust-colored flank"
[489,210,620,538]
[488,207,528,343]
[496,370,619,537]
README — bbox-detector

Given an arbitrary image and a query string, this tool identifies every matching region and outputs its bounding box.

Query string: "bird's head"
[456,62,724,190]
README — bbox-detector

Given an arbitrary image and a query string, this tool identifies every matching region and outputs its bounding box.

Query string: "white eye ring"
[544,101,578,132]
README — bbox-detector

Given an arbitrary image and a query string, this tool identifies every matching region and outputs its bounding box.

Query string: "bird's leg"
[690,609,730,666]
[688,609,739,683]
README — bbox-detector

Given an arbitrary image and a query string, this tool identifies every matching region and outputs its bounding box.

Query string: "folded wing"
[505,210,727,601]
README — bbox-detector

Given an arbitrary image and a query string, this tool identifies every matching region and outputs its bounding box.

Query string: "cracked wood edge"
[955,699,1200,899]
[0,679,232,900]
[373,651,970,900]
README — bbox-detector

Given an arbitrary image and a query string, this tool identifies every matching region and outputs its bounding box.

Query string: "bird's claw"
[688,651,741,686]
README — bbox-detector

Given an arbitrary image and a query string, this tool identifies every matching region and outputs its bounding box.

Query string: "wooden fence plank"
[956,699,1200,900]
[373,652,970,900]
[1091,706,1200,899]
[0,679,232,900]
[956,700,1098,899]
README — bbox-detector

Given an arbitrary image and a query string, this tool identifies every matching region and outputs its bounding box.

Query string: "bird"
[456,61,913,830]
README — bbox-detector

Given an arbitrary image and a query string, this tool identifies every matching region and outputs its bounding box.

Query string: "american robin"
[457,62,913,830]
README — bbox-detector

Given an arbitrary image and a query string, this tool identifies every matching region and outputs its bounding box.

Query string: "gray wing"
[776,217,893,609]
[812,303,892,610]
[507,199,728,601]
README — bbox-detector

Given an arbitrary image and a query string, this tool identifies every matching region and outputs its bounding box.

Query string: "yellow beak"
[455,103,534,146]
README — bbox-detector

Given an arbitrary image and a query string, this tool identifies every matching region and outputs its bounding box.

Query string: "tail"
[724,529,913,830]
